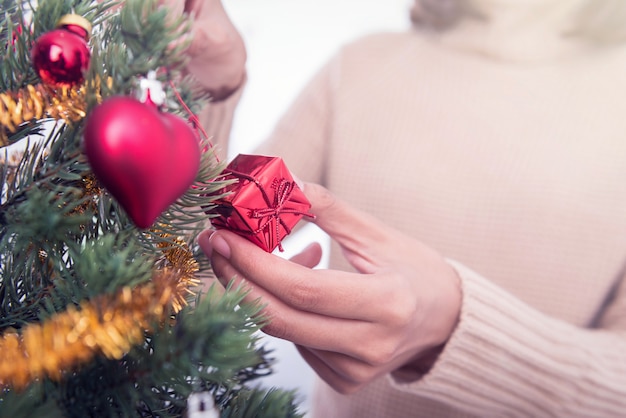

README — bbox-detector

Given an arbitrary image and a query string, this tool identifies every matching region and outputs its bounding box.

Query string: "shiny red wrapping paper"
[209,154,313,252]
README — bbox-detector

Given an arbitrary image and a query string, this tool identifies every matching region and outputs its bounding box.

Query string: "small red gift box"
[209,154,313,252]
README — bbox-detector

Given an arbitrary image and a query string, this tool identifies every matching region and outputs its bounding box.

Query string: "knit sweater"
[247,5,626,418]
[201,1,626,416]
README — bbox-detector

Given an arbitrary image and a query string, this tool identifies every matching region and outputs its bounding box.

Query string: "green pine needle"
[0,0,301,416]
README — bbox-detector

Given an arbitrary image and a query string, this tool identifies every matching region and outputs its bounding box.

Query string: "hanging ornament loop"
[138,71,166,108]
[56,14,92,40]
[166,79,218,162]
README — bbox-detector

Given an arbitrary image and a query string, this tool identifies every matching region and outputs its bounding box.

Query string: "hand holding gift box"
[208,154,314,252]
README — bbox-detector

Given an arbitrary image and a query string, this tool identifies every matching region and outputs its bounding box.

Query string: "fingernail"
[209,232,231,259]
[198,229,215,256]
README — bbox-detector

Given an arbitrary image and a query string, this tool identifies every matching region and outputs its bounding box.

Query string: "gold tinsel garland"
[0,237,200,391]
[157,234,201,312]
[0,74,205,390]
[0,77,111,147]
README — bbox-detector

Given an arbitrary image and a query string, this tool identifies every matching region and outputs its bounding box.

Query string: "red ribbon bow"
[230,171,313,251]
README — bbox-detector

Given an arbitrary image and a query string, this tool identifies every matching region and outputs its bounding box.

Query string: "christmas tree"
[0,0,302,416]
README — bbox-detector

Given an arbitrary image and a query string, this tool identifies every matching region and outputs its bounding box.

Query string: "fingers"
[296,346,362,395]
[297,341,432,395]
[303,183,397,273]
[203,244,377,355]
[179,0,247,99]
[198,229,387,322]
[296,345,400,395]
[304,182,384,242]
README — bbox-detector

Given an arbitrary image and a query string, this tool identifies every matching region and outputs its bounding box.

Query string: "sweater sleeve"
[390,261,626,417]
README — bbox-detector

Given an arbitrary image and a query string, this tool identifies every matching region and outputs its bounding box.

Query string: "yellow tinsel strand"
[0,186,202,390]
[157,235,201,312]
[0,271,189,391]
[0,77,111,147]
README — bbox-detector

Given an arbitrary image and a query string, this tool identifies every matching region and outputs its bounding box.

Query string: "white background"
[223,1,413,414]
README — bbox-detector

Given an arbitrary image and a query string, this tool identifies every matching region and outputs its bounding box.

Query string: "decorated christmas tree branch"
[1,0,304,415]
[0,78,111,147]
[0,265,197,391]
[0,130,88,227]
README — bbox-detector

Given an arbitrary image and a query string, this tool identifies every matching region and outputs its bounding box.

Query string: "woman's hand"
[199,183,462,394]
[99,0,246,100]
[179,0,246,100]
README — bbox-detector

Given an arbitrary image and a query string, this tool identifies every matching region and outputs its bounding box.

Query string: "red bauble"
[31,15,91,87]
[83,96,201,229]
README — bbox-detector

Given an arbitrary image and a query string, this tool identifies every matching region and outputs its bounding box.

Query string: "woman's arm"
[200,183,626,417]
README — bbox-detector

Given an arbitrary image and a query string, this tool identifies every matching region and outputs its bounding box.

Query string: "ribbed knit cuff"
[389,260,626,417]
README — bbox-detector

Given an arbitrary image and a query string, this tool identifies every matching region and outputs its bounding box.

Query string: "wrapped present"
[209,154,313,252]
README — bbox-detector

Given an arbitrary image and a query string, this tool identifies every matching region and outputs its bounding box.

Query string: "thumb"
[303,183,388,272]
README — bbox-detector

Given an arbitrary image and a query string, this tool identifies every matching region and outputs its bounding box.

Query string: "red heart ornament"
[83,96,200,229]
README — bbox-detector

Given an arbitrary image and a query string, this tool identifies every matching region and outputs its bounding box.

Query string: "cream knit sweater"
[202,1,626,416]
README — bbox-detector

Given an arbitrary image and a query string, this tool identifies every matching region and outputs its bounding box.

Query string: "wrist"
[429,259,463,347]
[393,263,462,381]
[392,344,446,383]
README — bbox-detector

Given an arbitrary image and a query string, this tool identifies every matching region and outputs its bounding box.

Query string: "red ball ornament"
[83,96,201,229]
[31,14,91,87]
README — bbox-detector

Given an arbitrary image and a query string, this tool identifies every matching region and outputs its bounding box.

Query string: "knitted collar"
[426,0,623,63]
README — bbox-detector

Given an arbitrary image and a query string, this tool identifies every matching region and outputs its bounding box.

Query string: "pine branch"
[0,2,36,91]
[223,388,304,418]
[0,0,302,415]
[0,384,64,418]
